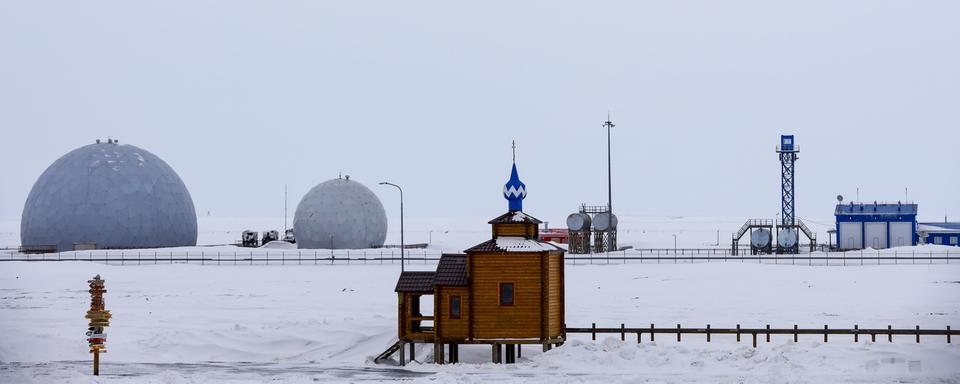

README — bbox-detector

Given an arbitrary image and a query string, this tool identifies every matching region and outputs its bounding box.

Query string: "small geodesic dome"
[20,140,198,252]
[293,177,387,249]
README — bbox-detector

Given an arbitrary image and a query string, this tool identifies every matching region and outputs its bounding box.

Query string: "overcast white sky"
[1,1,957,225]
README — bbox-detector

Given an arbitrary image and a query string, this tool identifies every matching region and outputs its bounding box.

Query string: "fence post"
[620,323,625,341]
[736,324,741,342]
[766,324,771,343]
[793,324,798,343]
[591,323,596,341]
[854,324,859,342]
[677,324,681,342]
[888,325,892,342]
[916,325,920,343]
[651,324,655,342]
[637,331,641,344]
[948,326,952,344]
[824,325,828,343]
[706,324,711,342]
[752,332,757,348]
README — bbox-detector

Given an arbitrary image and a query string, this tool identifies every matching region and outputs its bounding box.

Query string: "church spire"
[503,141,526,212]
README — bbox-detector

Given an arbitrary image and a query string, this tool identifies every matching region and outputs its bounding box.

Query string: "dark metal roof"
[488,211,543,225]
[835,203,918,216]
[464,239,502,253]
[394,271,435,293]
[435,254,468,286]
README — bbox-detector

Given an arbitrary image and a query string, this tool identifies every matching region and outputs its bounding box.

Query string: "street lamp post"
[673,234,677,253]
[380,182,404,272]
[603,114,615,252]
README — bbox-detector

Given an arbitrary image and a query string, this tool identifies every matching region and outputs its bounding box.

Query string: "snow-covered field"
[1,261,958,383]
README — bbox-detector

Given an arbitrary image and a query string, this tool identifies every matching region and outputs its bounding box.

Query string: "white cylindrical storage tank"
[750,229,772,248]
[566,213,592,232]
[593,212,618,231]
[777,228,798,248]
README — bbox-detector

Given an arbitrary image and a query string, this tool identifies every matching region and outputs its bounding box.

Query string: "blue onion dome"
[503,162,526,212]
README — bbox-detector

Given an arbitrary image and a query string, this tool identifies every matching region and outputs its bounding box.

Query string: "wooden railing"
[566,323,957,348]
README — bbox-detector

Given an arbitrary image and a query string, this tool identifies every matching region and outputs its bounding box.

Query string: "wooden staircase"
[373,340,402,364]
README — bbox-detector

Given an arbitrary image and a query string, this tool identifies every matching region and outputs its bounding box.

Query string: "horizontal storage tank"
[593,212,618,231]
[566,213,591,232]
[777,228,798,248]
[750,229,772,248]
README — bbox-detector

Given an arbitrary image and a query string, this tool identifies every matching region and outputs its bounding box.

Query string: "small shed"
[917,222,960,246]
[539,228,569,244]
[835,202,917,250]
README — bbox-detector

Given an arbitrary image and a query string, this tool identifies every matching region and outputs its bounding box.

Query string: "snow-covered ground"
[1,261,958,383]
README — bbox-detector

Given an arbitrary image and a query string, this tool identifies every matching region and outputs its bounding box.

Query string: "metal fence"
[1,248,958,266]
[0,249,441,265]
[567,249,960,266]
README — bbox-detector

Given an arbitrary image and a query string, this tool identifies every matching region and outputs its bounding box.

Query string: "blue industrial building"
[917,222,960,246]
[835,202,917,250]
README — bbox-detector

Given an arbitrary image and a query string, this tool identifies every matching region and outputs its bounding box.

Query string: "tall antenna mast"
[284,184,288,230]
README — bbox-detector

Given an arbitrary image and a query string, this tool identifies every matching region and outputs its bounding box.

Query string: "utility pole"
[380,182,405,272]
[604,113,614,215]
[603,113,616,252]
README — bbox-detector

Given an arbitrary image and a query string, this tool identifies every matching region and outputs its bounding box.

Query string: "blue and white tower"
[503,141,527,212]
[777,135,797,227]
[777,134,800,253]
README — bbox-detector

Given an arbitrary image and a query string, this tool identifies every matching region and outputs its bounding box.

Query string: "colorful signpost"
[85,275,111,376]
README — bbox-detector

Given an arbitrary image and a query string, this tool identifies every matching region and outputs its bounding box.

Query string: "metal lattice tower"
[777,135,798,226]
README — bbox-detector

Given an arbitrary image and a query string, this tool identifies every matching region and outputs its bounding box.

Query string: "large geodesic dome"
[293,177,387,249]
[21,140,198,252]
